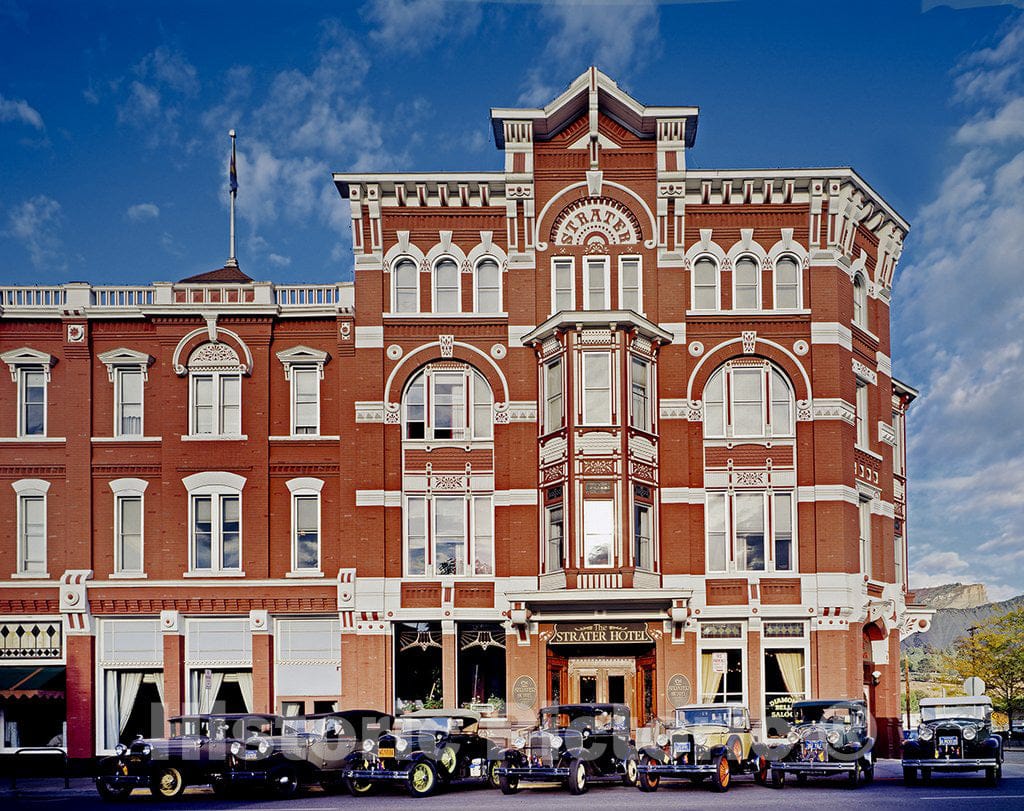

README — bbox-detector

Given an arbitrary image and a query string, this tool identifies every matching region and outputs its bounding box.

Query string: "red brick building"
[0,69,931,761]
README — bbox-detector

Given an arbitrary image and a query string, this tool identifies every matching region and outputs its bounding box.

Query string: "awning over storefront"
[0,666,65,700]
[505,588,692,622]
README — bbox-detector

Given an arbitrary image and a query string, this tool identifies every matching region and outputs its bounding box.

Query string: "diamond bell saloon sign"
[549,623,653,645]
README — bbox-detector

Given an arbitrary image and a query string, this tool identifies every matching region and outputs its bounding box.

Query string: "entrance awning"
[505,588,692,622]
[0,666,65,700]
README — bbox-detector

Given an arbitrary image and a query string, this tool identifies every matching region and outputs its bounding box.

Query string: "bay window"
[582,496,614,567]
[582,352,612,425]
[545,504,564,572]
[705,491,796,573]
[630,357,650,432]
[544,359,563,434]
[633,498,653,571]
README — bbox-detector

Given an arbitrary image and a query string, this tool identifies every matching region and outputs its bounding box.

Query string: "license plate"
[938,736,958,747]
[378,748,394,758]
[801,740,825,762]
[672,742,691,754]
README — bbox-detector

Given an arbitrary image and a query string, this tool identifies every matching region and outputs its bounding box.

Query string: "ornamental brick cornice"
[268,464,340,476]
[91,596,336,615]
[91,465,162,477]
[0,599,60,613]
[0,466,66,478]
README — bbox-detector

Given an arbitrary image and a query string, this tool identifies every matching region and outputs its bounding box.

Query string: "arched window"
[703,361,795,439]
[733,256,760,310]
[187,343,243,437]
[474,258,501,312]
[433,258,461,313]
[403,363,493,441]
[773,255,801,310]
[853,272,867,328]
[392,258,419,314]
[691,256,719,310]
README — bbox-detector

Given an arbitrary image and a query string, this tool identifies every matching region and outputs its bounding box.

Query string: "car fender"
[638,745,668,763]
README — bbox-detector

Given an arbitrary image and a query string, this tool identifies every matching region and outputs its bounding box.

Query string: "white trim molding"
[660,487,705,504]
[810,322,852,350]
[355,326,384,348]
[1,347,56,382]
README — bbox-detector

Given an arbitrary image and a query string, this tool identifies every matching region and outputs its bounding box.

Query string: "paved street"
[5,754,1024,810]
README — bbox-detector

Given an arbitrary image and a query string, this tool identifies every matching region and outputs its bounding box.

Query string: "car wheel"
[796,772,808,784]
[861,757,874,786]
[567,758,587,795]
[752,754,769,785]
[344,773,378,797]
[150,766,187,800]
[319,777,346,796]
[487,759,502,790]
[407,760,438,798]
[712,752,731,793]
[95,774,132,802]
[902,766,917,784]
[210,779,236,800]
[985,765,1000,786]
[847,759,861,789]
[920,767,931,783]
[637,755,659,792]
[622,755,639,787]
[499,771,519,795]
[271,765,301,799]
[438,745,458,781]
[771,767,785,788]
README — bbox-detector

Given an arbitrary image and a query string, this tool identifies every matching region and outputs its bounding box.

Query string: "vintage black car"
[637,703,767,792]
[497,703,638,795]
[94,713,284,800]
[902,696,1002,785]
[341,709,501,797]
[766,699,874,788]
[218,710,393,797]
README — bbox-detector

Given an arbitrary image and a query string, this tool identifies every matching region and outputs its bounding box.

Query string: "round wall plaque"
[666,673,692,708]
[512,675,538,710]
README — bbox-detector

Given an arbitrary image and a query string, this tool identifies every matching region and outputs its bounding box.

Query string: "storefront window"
[395,622,443,714]
[457,623,506,715]
[104,670,164,748]
[700,649,743,703]
[764,649,806,725]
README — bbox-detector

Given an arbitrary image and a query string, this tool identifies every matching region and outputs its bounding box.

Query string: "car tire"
[499,772,519,795]
[985,765,1000,786]
[567,758,587,795]
[487,760,502,790]
[150,766,187,800]
[861,757,874,786]
[902,766,917,784]
[270,764,301,799]
[637,755,659,792]
[846,759,861,789]
[344,774,378,797]
[438,745,458,781]
[920,767,931,783]
[210,779,236,800]
[752,755,769,785]
[622,755,639,787]
[95,774,132,802]
[712,752,731,793]
[771,767,785,788]
[406,760,438,798]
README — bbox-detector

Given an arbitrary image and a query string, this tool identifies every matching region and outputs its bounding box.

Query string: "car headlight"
[919,726,933,742]
[395,737,409,753]
[140,744,152,757]
[362,738,374,752]
[827,731,841,745]
[787,730,800,744]
[114,743,127,756]
[963,726,977,741]
[550,737,562,749]
[656,734,669,748]
[695,734,708,747]
[513,736,526,749]
[257,739,270,755]
[230,741,242,756]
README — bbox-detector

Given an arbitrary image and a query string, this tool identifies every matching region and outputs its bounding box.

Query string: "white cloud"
[954,96,1024,143]
[5,195,66,271]
[126,202,160,222]
[136,46,199,96]
[115,46,199,146]
[267,253,291,267]
[364,0,482,52]
[0,93,43,129]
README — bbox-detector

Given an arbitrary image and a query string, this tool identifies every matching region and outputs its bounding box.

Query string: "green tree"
[942,608,1024,728]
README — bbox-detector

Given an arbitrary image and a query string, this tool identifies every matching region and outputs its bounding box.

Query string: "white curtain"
[104,671,121,749]
[118,671,144,734]
[236,672,254,713]
[701,653,724,703]
[149,672,165,704]
[774,652,804,698]
[194,670,225,714]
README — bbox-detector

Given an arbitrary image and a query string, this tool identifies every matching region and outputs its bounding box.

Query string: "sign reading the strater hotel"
[549,622,652,645]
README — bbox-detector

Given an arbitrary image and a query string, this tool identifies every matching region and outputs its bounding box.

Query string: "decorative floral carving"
[384,402,401,425]
[741,330,757,354]
[438,334,455,358]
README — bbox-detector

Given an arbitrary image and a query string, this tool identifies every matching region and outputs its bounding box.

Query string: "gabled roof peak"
[491,67,698,148]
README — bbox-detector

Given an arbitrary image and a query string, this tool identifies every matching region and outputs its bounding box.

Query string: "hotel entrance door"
[568,657,636,706]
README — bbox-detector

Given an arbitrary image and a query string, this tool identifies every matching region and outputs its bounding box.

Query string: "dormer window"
[2,347,56,438]
[276,346,330,436]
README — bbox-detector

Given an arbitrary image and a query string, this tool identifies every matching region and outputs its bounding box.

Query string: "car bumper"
[497,765,571,781]
[770,761,857,775]
[903,758,997,771]
[97,774,151,789]
[221,770,275,785]
[344,768,413,782]
[638,762,717,777]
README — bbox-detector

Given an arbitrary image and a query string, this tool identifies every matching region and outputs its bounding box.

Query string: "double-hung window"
[12,479,49,575]
[404,494,493,577]
[633,498,653,570]
[859,495,873,577]
[774,255,801,309]
[733,256,760,309]
[692,257,719,310]
[393,258,419,313]
[404,365,492,441]
[277,346,329,437]
[630,357,650,432]
[544,359,563,434]
[619,256,642,312]
[705,491,795,573]
[187,342,244,437]
[110,478,148,576]
[433,258,460,313]
[582,352,612,425]
[855,381,869,448]
[3,348,55,438]
[551,258,575,313]
[99,349,153,438]
[584,256,610,310]
[287,478,324,574]
[184,472,245,575]
[474,259,501,312]
[853,272,867,328]
[582,497,614,567]
[545,504,564,572]
[703,362,794,439]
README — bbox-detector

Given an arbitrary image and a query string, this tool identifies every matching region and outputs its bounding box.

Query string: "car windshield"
[169,717,208,737]
[540,708,628,733]
[797,705,862,726]
[396,717,457,734]
[921,704,988,722]
[210,716,276,740]
[675,708,730,726]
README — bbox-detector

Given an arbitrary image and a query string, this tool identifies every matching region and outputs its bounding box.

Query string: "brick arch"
[171,325,254,376]
[686,337,811,404]
[383,340,509,407]
[534,180,658,252]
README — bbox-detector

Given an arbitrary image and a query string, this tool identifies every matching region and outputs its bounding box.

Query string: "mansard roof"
[490,67,699,147]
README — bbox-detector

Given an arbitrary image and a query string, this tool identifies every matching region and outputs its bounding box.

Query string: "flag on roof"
[229,132,238,194]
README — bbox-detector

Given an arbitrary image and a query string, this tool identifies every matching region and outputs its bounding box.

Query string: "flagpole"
[227,129,238,268]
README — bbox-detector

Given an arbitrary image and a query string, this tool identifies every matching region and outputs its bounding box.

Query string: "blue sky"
[2,1,1023,600]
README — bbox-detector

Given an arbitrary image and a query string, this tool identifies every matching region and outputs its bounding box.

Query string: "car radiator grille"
[935,726,962,758]
[524,734,556,767]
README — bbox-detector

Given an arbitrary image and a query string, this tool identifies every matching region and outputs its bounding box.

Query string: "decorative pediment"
[1,347,56,382]
[187,341,242,372]
[275,345,330,380]
[97,347,154,382]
